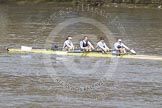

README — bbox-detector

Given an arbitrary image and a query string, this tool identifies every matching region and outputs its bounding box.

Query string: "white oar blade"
[21,46,32,51]
[130,49,136,54]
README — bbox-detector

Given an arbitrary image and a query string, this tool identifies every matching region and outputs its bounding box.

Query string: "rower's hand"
[107,48,110,52]
[70,47,75,50]
[103,48,107,52]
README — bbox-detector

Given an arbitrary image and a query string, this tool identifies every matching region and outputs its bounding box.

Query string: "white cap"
[68,37,72,39]
[118,39,122,42]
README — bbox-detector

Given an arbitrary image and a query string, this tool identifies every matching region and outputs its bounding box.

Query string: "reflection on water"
[0,3,162,108]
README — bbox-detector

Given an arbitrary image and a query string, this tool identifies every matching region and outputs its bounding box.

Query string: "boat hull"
[7,48,162,61]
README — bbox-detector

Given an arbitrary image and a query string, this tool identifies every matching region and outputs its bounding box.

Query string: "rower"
[114,39,130,54]
[96,37,110,52]
[63,36,74,51]
[80,36,95,51]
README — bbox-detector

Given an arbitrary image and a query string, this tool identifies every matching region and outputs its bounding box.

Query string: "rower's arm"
[71,42,74,48]
[80,41,84,49]
[63,42,66,48]
[88,41,95,49]
[114,43,119,50]
[98,42,105,50]
[65,41,72,48]
[122,43,130,50]
[104,43,109,49]
[70,40,74,48]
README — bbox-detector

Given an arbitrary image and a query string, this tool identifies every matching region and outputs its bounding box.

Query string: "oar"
[21,46,32,51]
[130,49,136,55]
[127,49,136,55]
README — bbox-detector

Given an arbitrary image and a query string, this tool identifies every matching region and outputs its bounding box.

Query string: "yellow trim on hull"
[7,48,162,61]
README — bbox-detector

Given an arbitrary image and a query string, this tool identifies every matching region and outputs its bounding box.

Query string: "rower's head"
[118,39,122,43]
[100,37,105,42]
[66,36,72,40]
[83,36,88,41]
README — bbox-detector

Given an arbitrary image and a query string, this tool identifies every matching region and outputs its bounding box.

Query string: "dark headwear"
[100,37,104,40]
[66,36,72,40]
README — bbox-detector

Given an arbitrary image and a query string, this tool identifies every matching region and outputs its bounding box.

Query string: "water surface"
[0,3,162,108]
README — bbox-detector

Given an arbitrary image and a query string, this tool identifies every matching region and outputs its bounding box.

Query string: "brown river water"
[0,3,162,108]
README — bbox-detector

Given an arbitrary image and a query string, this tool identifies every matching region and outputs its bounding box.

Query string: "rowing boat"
[7,48,162,61]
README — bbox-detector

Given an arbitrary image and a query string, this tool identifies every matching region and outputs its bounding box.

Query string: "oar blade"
[130,49,136,55]
[21,46,32,51]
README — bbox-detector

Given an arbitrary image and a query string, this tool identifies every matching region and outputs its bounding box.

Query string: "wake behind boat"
[7,46,162,61]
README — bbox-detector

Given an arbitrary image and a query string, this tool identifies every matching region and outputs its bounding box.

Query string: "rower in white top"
[96,37,110,52]
[114,39,130,54]
[80,36,95,51]
[63,36,74,51]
